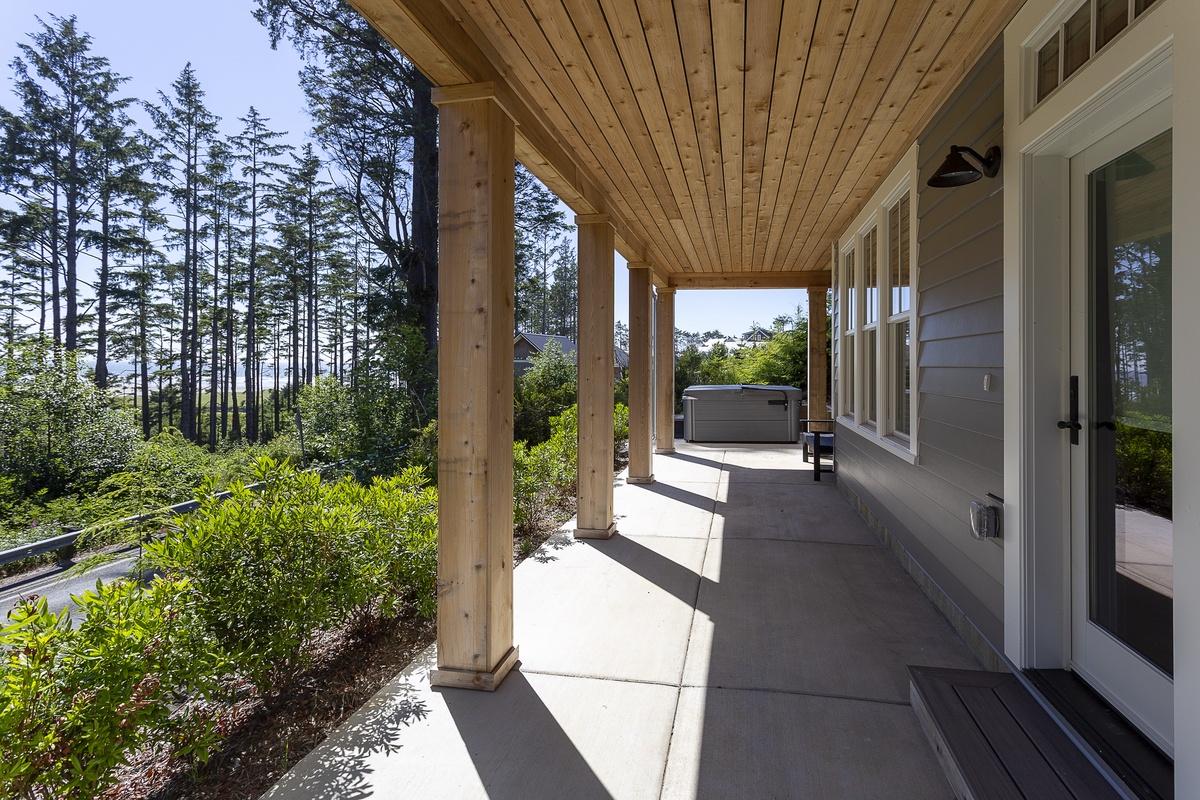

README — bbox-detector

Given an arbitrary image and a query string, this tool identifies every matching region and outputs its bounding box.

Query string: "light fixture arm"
[952,145,1002,179]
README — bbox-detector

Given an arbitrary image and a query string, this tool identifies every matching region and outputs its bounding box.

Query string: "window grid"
[1034,0,1163,105]
[837,184,915,453]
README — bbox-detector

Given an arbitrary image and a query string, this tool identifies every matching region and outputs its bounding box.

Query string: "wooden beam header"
[668,272,831,290]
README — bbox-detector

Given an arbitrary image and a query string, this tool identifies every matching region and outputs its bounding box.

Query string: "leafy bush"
[1115,419,1172,518]
[0,339,139,498]
[406,419,439,485]
[512,404,628,532]
[324,468,439,619]
[0,579,225,800]
[295,377,359,462]
[143,458,438,694]
[514,341,577,445]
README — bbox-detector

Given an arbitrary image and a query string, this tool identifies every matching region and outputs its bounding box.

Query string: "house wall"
[837,43,1006,658]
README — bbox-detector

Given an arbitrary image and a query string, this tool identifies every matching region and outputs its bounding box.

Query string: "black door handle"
[1062,375,1080,445]
[1096,421,1116,431]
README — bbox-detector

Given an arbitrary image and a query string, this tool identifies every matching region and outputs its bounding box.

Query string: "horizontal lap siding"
[838,41,1006,646]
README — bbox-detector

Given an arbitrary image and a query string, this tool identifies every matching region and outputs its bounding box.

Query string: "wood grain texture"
[655,288,677,453]
[576,218,616,535]
[807,287,830,420]
[434,97,516,682]
[350,0,1022,286]
[352,0,1024,284]
[627,264,654,481]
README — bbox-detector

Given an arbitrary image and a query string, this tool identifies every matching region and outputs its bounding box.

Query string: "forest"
[0,3,586,550]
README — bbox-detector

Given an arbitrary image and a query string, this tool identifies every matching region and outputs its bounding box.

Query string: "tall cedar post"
[655,287,677,453]
[807,286,829,420]
[429,84,519,691]
[575,214,617,539]
[627,263,654,483]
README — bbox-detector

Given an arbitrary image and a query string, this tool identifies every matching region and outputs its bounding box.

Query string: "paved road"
[0,551,145,618]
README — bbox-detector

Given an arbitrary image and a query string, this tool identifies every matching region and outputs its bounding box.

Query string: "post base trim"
[574,523,618,540]
[627,474,655,485]
[654,448,676,454]
[430,645,520,691]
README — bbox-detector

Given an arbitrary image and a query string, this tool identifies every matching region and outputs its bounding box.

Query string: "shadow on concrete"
[633,481,717,513]
[657,450,724,469]
[593,458,968,799]
[441,670,616,800]
[262,674,430,799]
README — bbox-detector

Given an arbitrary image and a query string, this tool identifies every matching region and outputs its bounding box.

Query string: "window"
[841,247,856,417]
[888,195,912,439]
[835,145,917,458]
[862,227,879,428]
[1033,0,1163,105]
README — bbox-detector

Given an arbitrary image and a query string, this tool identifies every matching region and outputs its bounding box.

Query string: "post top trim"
[432,82,518,121]
[626,261,652,271]
[575,213,613,227]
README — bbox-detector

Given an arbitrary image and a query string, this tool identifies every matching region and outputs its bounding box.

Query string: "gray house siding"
[837,41,1006,652]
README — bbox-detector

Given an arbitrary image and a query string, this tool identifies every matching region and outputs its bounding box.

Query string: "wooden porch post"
[807,287,829,420]
[655,287,676,453]
[627,263,654,484]
[575,214,617,539]
[429,85,519,691]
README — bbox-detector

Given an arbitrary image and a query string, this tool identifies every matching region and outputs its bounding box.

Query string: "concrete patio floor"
[264,442,980,799]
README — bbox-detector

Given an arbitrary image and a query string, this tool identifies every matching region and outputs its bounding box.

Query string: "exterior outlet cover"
[970,500,1000,540]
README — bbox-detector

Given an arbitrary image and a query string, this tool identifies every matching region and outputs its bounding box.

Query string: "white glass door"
[1069,101,1173,756]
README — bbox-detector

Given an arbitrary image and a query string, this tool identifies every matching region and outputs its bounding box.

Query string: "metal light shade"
[927,145,1002,188]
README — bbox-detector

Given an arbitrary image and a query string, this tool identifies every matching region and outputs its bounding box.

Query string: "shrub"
[1115,419,1172,518]
[0,339,139,499]
[143,458,439,694]
[324,468,439,619]
[514,341,577,445]
[406,419,439,485]
[0,579,224,800]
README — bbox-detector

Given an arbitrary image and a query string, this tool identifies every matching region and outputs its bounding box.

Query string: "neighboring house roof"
[515,332,629,370]
[514,332,578,357]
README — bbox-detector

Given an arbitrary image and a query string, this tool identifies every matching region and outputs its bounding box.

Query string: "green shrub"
[324,468,439,619]
[0,339,139,499]
[1115,419,1172,517]
[143,458,438,694]
[0,579,224,800]
[406,419,439,485]
[514,341,577,445]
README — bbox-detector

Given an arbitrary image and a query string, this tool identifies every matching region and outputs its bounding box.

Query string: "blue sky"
[1,0,809,336]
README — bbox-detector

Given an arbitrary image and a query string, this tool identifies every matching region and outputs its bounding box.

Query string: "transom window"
[1034,0,1163,104]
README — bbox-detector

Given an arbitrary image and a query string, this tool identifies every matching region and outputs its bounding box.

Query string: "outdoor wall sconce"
[926,145,1002,188]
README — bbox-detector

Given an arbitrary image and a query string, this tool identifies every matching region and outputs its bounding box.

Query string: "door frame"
[1004,38,1172,672]
[1066,104,1173,755]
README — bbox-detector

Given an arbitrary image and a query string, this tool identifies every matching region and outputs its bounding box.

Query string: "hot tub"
[681,384,805,443]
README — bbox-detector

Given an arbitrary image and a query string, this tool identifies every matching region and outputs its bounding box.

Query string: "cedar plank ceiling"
[348,0,1024,287]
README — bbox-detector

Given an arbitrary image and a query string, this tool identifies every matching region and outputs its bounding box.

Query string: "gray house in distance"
[514,332,628,379]
[341,0,1199,793]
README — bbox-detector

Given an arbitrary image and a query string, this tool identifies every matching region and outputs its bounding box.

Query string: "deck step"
[908,666,1123,800]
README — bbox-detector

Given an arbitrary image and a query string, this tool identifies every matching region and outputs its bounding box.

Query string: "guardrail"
[0,448,409,569]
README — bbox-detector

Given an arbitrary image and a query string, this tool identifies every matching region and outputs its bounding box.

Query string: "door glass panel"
[1088,129,1172,675]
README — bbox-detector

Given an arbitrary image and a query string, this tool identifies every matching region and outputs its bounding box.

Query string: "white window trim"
[1022,0,1166,118]
[835,143,919,460]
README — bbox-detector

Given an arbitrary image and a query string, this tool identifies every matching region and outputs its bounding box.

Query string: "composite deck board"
[909,666,1123,800]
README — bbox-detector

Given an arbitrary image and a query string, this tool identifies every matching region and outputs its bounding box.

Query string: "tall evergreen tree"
[146,64,219,441]
[0,15,130,350]
[229,107,289,443]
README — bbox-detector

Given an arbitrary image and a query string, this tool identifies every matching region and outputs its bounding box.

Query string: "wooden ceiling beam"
[668,272,830,290]
[347,0,672,273]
